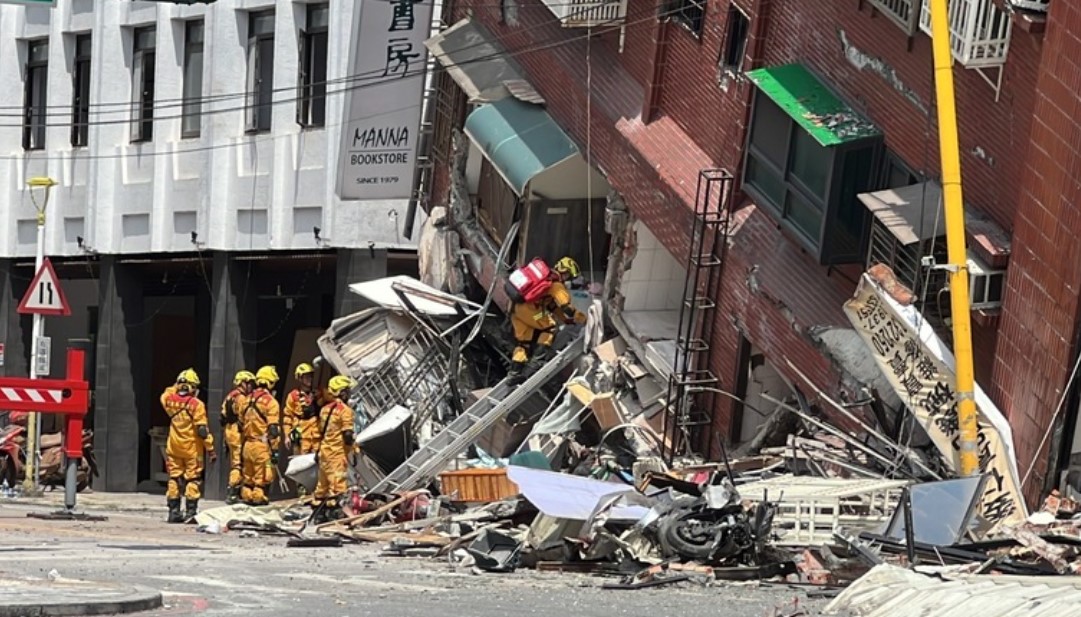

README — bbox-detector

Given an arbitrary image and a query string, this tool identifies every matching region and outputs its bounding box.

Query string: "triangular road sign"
[18,258,71,316]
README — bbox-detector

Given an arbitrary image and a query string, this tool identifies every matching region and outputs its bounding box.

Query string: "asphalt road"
[0,497,824,617]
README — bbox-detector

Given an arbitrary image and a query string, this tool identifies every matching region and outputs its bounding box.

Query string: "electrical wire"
[0,0,640,116]
[585,20,595,283]
[0,2,655,120]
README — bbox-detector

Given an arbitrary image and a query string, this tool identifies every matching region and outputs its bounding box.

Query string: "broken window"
[720,5,749,73]
[670,0,705,37]
[742,91,882,265]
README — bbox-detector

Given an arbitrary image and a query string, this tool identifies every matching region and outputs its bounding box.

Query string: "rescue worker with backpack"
[506,257,586,382]
[221,370,255,504]
[161,369,216,523]
[311,375,358,524]
[240,366,282,506]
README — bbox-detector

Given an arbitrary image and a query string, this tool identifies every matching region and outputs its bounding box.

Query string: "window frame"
[130,26,156,144]
[742,91,883,265]
[23,38,49,151]
[71,34,91,147]
[181,20,204,139]
[720,5,749,73]
[297,3,329,129]
[670,0,706,37]
[246,10,276,134]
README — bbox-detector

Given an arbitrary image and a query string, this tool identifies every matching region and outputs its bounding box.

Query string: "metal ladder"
[370,334,585,494]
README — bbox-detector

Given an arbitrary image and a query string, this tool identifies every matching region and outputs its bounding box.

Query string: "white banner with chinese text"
[844,274,1026,527]
[336,0,434,200]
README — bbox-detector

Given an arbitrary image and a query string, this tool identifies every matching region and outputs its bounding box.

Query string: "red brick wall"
[434,0,1062,470]
[992,0,1081,501]
[653,0,1041,234]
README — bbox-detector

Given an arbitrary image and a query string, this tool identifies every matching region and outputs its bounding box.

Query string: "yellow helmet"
[233,370,256,386]
[176,368,200,387]
[327,375,356,397]
[294,363,315,378]
[554,256,580,280]
[255,365,279,387]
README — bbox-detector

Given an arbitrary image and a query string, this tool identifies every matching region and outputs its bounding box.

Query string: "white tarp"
[844,274,1026,526]
[507,466,648,522]
[356,404,412,444]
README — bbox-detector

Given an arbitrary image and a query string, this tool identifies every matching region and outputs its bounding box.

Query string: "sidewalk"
[0,577,161,617]
[3,490,225,515]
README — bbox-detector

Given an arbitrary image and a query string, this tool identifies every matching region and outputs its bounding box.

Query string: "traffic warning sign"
[18,258,71,316]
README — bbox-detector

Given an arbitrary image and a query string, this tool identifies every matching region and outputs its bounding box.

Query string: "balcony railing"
[869,0,919,34]
[918,0,1012,68]
[540,0,628,27]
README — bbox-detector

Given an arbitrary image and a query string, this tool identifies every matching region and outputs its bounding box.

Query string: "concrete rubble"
[187,275,1081,598]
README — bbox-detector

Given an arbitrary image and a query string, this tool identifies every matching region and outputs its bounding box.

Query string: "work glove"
[290,427,302,444]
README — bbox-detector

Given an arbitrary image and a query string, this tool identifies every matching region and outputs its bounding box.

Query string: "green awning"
[463,97,579,196]
[746,64,881,147]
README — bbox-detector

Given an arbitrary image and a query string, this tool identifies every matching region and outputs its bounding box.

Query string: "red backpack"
[505,258,553,304]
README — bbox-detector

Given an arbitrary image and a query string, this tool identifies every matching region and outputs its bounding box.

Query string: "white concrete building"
[0,0,418,257]
[0,0,425,495]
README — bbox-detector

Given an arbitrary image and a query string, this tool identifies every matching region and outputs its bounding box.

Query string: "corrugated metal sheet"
[825,564,1081,617]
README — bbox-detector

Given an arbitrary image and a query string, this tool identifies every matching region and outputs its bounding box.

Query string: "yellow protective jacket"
[316,399,355,460]
[240,388,281,448]
[546,281,587,325]
[221,387,247,426]
[161,386,214,458]
[283,388,322,441]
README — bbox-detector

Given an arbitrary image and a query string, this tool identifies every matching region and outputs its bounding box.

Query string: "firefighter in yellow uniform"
[161,369,216,523]
[283,363,322,455]
[311,375,358,524]
[509,258,586,382]
[240,366,282,506]
[221,370,255,504]
[283,363,323,496]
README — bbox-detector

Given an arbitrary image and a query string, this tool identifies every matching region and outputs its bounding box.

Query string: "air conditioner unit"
[968,253,1006,311]
[1008,0,1050,13]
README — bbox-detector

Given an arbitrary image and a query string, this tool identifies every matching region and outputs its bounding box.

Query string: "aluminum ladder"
[370,334,585,494]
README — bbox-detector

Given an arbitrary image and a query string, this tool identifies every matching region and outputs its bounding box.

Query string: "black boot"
[311,504,328,525]
[167,499,183,524]
[226,486,241,505]
[184,499,199,521]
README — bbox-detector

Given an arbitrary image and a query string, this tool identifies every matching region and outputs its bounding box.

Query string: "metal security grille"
[868,0,919,35]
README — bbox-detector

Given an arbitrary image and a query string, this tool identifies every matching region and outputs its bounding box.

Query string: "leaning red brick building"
[420,0,1080,505]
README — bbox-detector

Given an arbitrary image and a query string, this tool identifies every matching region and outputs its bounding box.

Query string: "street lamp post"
[23,176,56,494]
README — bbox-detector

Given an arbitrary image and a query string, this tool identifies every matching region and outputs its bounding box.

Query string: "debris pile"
[193,277,1081,597]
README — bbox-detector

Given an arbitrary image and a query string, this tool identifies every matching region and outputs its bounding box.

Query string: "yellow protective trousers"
[224,423,242,488]
[165,452,204,500]
[240,441,274,505]
[510,302,557,364]
[312,453,348,506]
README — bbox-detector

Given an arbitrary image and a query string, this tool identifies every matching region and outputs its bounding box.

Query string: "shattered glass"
[884,475,987,546]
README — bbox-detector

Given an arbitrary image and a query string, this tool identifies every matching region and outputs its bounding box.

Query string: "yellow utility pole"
[928,0,980,476]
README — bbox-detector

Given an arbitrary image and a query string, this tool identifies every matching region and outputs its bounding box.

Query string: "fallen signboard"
[843,272,1026,528]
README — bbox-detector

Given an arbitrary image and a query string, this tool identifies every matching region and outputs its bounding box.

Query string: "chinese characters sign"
[337,0,434,200]
[844,275,1025,527]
